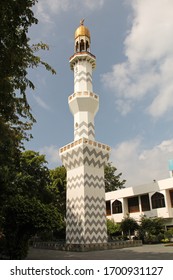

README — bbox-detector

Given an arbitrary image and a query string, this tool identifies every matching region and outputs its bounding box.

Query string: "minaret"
[59,20,110,247]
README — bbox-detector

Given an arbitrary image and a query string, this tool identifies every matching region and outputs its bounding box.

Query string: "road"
[26,244,173,260]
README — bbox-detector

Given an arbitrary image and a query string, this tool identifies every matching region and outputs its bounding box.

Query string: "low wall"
[33,240,142,252]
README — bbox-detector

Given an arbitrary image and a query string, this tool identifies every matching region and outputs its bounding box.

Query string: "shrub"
[164,229,173,241]
[107,219,121,240]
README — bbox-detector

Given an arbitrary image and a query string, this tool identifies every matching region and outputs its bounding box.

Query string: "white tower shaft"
[74,58,93,92]
[69,52,98,141]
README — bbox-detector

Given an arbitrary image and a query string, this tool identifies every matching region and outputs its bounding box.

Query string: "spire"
[80,18,85,25]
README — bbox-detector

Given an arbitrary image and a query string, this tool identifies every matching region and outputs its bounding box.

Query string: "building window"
[106,200,111,216]
[151,192,165,209]
[128,196,139,213]
[86,40,89,51]
[170,190,173,207]
[140,194,150,211]
[76,41,79,52]
[112,200,122,214]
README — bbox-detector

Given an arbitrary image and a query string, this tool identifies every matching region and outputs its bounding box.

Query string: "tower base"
[59,137,111,245]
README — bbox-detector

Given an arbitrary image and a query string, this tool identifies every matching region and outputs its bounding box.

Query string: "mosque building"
[106,161,173,230]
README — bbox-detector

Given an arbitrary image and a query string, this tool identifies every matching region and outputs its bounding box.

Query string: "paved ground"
[26,244,173,260]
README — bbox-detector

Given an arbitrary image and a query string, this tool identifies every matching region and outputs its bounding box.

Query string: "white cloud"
[35,0,105,23]
[39,145,61,167]
[33,94,50,110]
[102,0,173,119]
[35,0,70,23]
[110,138,173,187]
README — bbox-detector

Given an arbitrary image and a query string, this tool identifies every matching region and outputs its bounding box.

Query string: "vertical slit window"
[80,39,84,51]
[76,41,79,52]
[141,194,150,211]
[169,190,173,207]
[106,200,111,216]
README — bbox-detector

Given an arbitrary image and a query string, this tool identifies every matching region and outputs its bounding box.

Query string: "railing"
[69,51,96,61]
[68,91,98,102]
[59,137,111,154]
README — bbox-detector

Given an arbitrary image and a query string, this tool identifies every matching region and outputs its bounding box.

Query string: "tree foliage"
[164,228,173,241]
[0,0,56,198]
[15,150,51,201]
[48,166,67,239]
[1,151,63,259]
[107,219,121,238]
[138,216,165,243]
[104,162,126,192]
[120,217,139,238]
[49,166,66,217]
[0,0,56,138]
[3,195,61,259]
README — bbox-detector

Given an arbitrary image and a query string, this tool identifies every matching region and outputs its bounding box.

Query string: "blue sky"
[25,0,173,187]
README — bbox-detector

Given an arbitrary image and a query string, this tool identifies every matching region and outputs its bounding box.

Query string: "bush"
[139,216,165,243]
[107,219,121,240]
[120,217,139,239]
[161,238,169,243]
[39,231,53,241]
[164,229,173,241]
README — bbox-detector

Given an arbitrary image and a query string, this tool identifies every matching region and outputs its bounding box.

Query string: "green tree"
[0,0,56,250]
[0,0,55,200]
[0,121,21,198]
[104,162,126,192]
[120,217,139,239]
[3,195,62,259]
[49,166,66,217]
[107,219,121,239]
[0,0,56,138]
[1,151,63,259]
[139,216,164,243]
[15,150,51,201]
[49,166,66,239]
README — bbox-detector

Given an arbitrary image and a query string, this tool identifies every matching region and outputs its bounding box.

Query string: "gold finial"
[80,18,85,26]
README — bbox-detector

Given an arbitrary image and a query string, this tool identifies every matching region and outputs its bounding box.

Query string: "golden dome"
[75,24,90,39]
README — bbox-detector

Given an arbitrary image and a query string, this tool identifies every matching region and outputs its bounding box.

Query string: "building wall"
[105,177,173,227]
